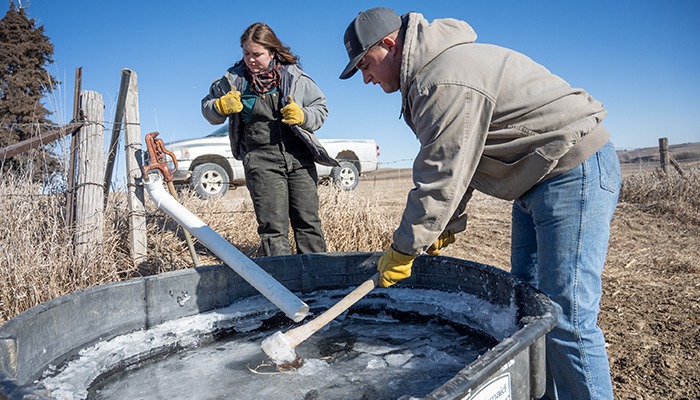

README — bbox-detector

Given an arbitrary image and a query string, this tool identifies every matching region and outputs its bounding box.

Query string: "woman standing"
[202,22,337,256]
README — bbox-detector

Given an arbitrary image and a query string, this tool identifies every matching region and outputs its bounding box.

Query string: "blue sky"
[4,0,699,171]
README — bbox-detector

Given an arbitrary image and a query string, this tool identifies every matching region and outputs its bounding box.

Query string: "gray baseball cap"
[339,7,401,80]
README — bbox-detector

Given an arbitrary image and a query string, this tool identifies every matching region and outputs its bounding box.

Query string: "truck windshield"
[206,125,228,137]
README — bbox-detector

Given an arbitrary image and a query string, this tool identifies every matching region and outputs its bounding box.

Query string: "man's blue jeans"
[510,142,621,400]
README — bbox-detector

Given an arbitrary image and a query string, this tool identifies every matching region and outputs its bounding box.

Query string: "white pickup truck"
[165,125,379,199]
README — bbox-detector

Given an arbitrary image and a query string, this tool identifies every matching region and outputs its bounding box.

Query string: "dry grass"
[0,173,399,324]
[0,165,697,325]
[0,174,128,322]
[619,166,700,225]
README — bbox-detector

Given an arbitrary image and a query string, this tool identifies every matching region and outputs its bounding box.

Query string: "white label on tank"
[462,373,511,400]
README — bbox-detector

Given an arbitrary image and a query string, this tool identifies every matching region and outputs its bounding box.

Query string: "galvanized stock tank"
[0,253,555,400]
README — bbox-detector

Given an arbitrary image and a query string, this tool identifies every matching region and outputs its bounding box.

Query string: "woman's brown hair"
[240,22,299,65]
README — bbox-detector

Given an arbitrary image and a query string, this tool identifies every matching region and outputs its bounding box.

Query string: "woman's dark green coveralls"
[242,89,326,256]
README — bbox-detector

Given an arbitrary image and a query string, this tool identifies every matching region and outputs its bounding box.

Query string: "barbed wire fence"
[0,68,150,267]
[2,65,696,269]
[4,120,695,196]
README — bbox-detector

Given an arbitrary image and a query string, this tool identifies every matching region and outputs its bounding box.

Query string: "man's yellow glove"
[215,90,243,115]
[281,96,304,126]
[377,246,416,288]
[426,229,455,256]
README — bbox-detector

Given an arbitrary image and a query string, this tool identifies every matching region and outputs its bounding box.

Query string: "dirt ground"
[357,170,700,400]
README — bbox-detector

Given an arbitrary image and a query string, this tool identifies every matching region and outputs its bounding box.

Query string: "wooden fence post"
[658,137,685,176]
[103,71,130,208]
[74,90,105,256]
[66,68,82,229]
[122,69,148,268]
[659,137,669,173]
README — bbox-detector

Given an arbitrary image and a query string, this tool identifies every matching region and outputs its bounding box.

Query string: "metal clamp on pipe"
[143,131,200,267]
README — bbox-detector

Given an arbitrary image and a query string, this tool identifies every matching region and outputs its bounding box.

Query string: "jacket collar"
[399,12,478,99]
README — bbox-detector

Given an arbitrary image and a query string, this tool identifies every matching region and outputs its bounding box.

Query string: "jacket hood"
[400,13,477,96]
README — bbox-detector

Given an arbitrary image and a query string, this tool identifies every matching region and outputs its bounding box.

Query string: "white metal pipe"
[144,174,309,322]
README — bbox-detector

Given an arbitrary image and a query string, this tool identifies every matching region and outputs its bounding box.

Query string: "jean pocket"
[597,142,622,193]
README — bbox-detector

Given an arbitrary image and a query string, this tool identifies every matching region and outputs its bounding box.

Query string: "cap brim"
[339,50,368,80]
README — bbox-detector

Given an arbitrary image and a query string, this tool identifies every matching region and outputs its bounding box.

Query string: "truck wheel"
[190,162,229,199]
[330,161,359,191]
